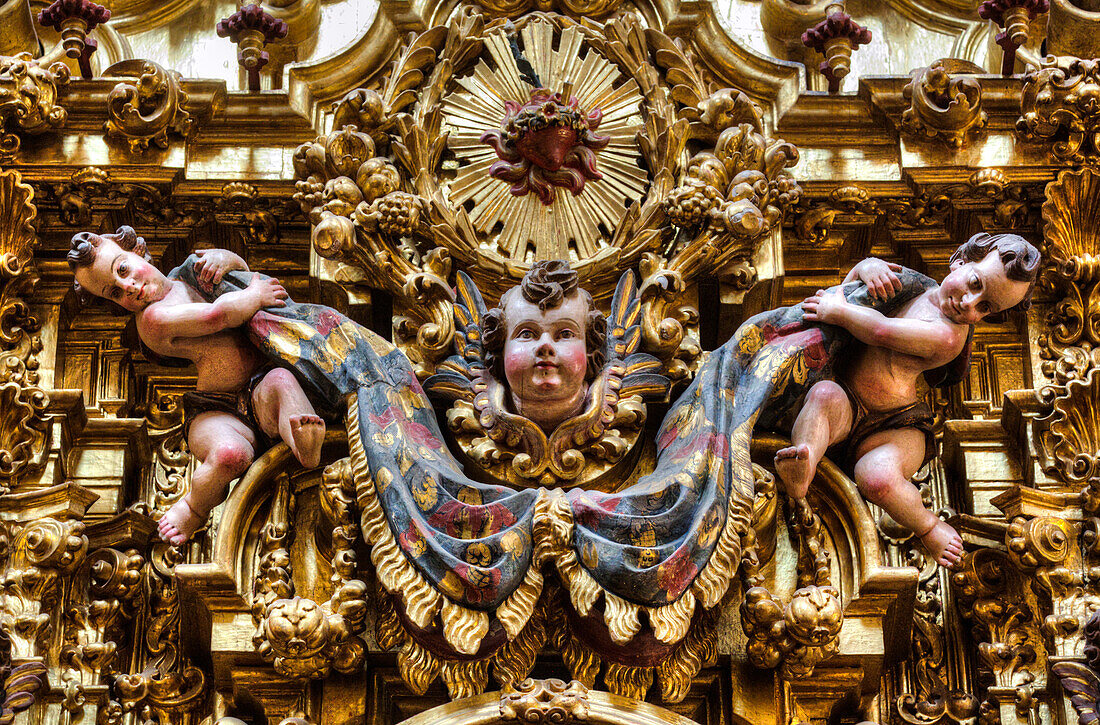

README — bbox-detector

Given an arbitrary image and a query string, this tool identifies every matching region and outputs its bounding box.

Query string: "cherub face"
[73,238,169,312]
[502,293,588,424]
[939,250,1031,325]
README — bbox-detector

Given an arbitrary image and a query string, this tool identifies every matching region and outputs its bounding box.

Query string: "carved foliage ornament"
[103,59,193,153]
[1018,56,1100,164]
[0,53,70,160]
[297,10,801,380]
[901,60,987,148]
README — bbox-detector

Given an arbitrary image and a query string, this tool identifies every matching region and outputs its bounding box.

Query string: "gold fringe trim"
[496,557,544,640]
[375,591,404,651]
[492,607,547,688]
[603,591,642,645]
[549,588,601,687]
[604,663,653,701]
[647,588,696,644]
[441,597,489,656]
[397,639,440,696]
[656,608,718,702]
[691,421,752,609]
[441,658,491,700]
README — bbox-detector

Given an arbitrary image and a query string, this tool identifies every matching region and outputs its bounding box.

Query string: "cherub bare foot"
[157,497,207,546]
[919,519,963,568]
[774,444,814,498]
[288,414,325,468]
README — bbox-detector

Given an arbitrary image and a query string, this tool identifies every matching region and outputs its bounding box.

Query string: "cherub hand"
[802,288,846,324]
[194,249,246,285]
[246,273,288,308]
[854,258,903,301]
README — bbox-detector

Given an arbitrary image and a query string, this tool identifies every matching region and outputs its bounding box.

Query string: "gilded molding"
[1018,56,1100,165]
[901,60,986,147]
[103,59,194,153]
[0,53,70,160]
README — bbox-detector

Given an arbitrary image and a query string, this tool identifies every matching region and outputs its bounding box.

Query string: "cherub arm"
[140,274,287,344]
[802,288,962,359]
[843,258,904,301]
[193,248,249,285]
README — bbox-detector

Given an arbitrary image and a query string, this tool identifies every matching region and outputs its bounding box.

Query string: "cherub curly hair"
[481,260,607,382]
[949,232,1040,322]
[67,226,150,311]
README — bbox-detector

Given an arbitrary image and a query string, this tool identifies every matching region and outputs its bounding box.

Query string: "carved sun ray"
[440,19,646,264]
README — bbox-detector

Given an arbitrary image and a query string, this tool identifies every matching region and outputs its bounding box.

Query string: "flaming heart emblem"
[480,89,609,206]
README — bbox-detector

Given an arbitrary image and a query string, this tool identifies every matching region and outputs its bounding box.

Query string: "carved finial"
[216,4,288,92]
[36,0,110,78]
[978,0,1049,75]
[801,4,872,93]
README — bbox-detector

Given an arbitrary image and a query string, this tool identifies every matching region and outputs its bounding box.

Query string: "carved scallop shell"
[0,170,36,277]
[1042,167,1100,264]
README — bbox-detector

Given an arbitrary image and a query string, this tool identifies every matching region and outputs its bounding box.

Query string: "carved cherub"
[68,227,327,546]
[778,233,1040,568]
[481,261,606,431]
[426,261,666,485]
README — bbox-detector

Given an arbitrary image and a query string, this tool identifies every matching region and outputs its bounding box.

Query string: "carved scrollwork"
[499,678,589,722]
[740,497,842,680]
[952,549,1041,692]
[1037,346,1100,485]
[1018,56,1100,164]
[0,53,69,160]
[252,460,367,680]
[1005,515,1089,654]
[0,171,48,490]
[901,60,987,147]
[0,518,88,659]
[103,59,193,153]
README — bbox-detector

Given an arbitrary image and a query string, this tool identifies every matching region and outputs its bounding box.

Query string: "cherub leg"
[252,368,325,469]
[159,412,256,546]
[774,381,854,498]
[852,429,963,568]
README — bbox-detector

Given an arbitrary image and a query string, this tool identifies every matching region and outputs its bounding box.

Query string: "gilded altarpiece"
[1,0,1100,724]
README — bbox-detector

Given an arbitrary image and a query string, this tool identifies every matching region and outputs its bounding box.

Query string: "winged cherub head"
[482,261,606,432]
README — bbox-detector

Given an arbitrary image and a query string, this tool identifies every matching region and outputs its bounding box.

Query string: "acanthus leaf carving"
[0,53,69,160]
[1018,56,1100,165]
